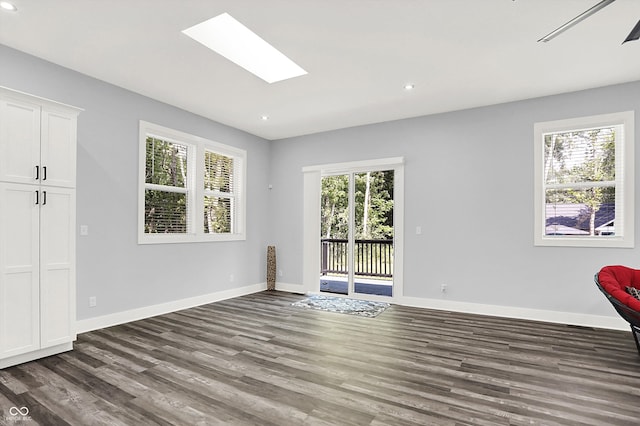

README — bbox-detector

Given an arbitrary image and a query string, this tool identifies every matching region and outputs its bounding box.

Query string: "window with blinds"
[138,121,247,244]
[534,112,634,248]
[144,137,190,234]
[204,150,234,234]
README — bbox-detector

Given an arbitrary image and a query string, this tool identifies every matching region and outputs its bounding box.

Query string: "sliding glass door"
[320,170,394,298]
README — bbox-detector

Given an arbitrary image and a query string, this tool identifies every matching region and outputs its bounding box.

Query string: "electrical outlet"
[80,225,89,236]
[278,269,283,277]
[89,296,97,307]
[416,226,422,235]
[441,284,447,293]
[230,274,235,282]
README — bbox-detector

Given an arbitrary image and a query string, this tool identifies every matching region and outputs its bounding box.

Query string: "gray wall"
[0,45,271,320]
[269,81,640,318]
[3,42,639,324]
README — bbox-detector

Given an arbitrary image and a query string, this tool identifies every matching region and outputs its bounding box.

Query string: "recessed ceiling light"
[260,115,269,121]
[0,2,17,11]
[404,84,415,90]
[182,13,307,84]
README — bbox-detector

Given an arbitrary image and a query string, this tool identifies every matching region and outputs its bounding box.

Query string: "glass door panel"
[354,171,394,297]
[320,174,349,295]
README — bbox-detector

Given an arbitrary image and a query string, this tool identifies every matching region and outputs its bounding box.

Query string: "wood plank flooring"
[1,291,640,425]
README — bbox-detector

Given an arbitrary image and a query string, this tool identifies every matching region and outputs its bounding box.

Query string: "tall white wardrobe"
[0,86,81,368]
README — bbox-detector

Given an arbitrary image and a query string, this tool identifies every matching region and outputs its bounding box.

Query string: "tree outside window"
[544,127,615,236]
[145,137,189,234]
[204,150,234,234]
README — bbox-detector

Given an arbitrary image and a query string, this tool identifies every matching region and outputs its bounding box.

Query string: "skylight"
[0,2,17,12]
[182,13,307,84]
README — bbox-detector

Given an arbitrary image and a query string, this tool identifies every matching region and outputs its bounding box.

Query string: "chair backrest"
[595,272,640,328]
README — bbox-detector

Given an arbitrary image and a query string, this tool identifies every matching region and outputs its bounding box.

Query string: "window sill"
[138,233,246,244]
[534,235,634,248]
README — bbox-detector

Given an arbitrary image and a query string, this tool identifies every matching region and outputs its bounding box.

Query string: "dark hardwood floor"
[1,291,639,425]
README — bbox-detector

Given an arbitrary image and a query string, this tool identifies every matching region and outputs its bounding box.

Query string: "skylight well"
[0,2,17,11]
[182,13,307,84]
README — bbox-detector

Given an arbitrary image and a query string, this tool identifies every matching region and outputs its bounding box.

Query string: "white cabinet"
[0,87,80,368]
[40,109,77,188]
[0,97,40,185]
[40,186,75,348]
[0,96,76,188]
[0,183,40,359]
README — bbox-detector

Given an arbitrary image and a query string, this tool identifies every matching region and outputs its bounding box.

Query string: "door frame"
[302,157,404,302]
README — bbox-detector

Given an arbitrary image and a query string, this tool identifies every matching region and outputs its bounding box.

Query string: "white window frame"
[534,111,634,248]
[138,121,246,244]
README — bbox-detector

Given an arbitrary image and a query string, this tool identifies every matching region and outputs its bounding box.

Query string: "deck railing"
[321,238,393,278]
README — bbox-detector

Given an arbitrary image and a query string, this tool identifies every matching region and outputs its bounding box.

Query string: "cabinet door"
[0,98,41,185]
[0,183,40,358]
[40,108,77,188]
[39,186,75,348]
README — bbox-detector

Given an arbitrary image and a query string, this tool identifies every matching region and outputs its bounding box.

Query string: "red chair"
[595,265,640,355]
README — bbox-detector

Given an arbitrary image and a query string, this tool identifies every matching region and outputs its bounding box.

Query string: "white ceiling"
[1,0,640,140]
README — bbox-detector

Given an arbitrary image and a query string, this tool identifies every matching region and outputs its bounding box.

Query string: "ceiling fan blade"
[623,20,640,44]
[538,0,617,43]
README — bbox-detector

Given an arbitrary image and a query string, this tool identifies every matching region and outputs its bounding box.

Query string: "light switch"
[416,226,422,235]
[80,225,89,236]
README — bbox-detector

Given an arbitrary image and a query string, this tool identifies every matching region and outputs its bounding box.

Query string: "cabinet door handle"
[43,166,47,181]
[35,190,39,205]
[35,165,39,180]
[42,191,47,206]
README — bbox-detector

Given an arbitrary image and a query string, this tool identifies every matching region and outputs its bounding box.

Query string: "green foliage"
[204,151,233,192]
[144,139,235,234]
[144,190,187,233]
[544,128,615,185]
[144,137,188,233]
[321,175,349,238]
[146,137,187,187]
[204,196,231,234]
[321,170,394,240]
[354,171,394,239]
[204,150,234,234]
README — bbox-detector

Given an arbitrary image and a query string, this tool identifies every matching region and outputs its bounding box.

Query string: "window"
[534,111,634,247]
[203,150,235,234]
[144,137,190,234]
[138,121,246,243]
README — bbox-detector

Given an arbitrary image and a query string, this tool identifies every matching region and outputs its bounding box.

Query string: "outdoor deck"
[320,275,393,297]
[321,238,394,297]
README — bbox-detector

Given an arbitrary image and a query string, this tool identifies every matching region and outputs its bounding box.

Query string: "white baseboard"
[398,296,629,331]
[76,282,267,334]
[275,281,306,294]
[273,283,629,331]
[75,281,630,334]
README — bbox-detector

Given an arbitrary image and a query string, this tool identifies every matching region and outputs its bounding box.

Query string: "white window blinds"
[534,111,634,248]
[543,126,617,237]
[144,137,190,234]
[204,150,234,234]
[138,121,247,244]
